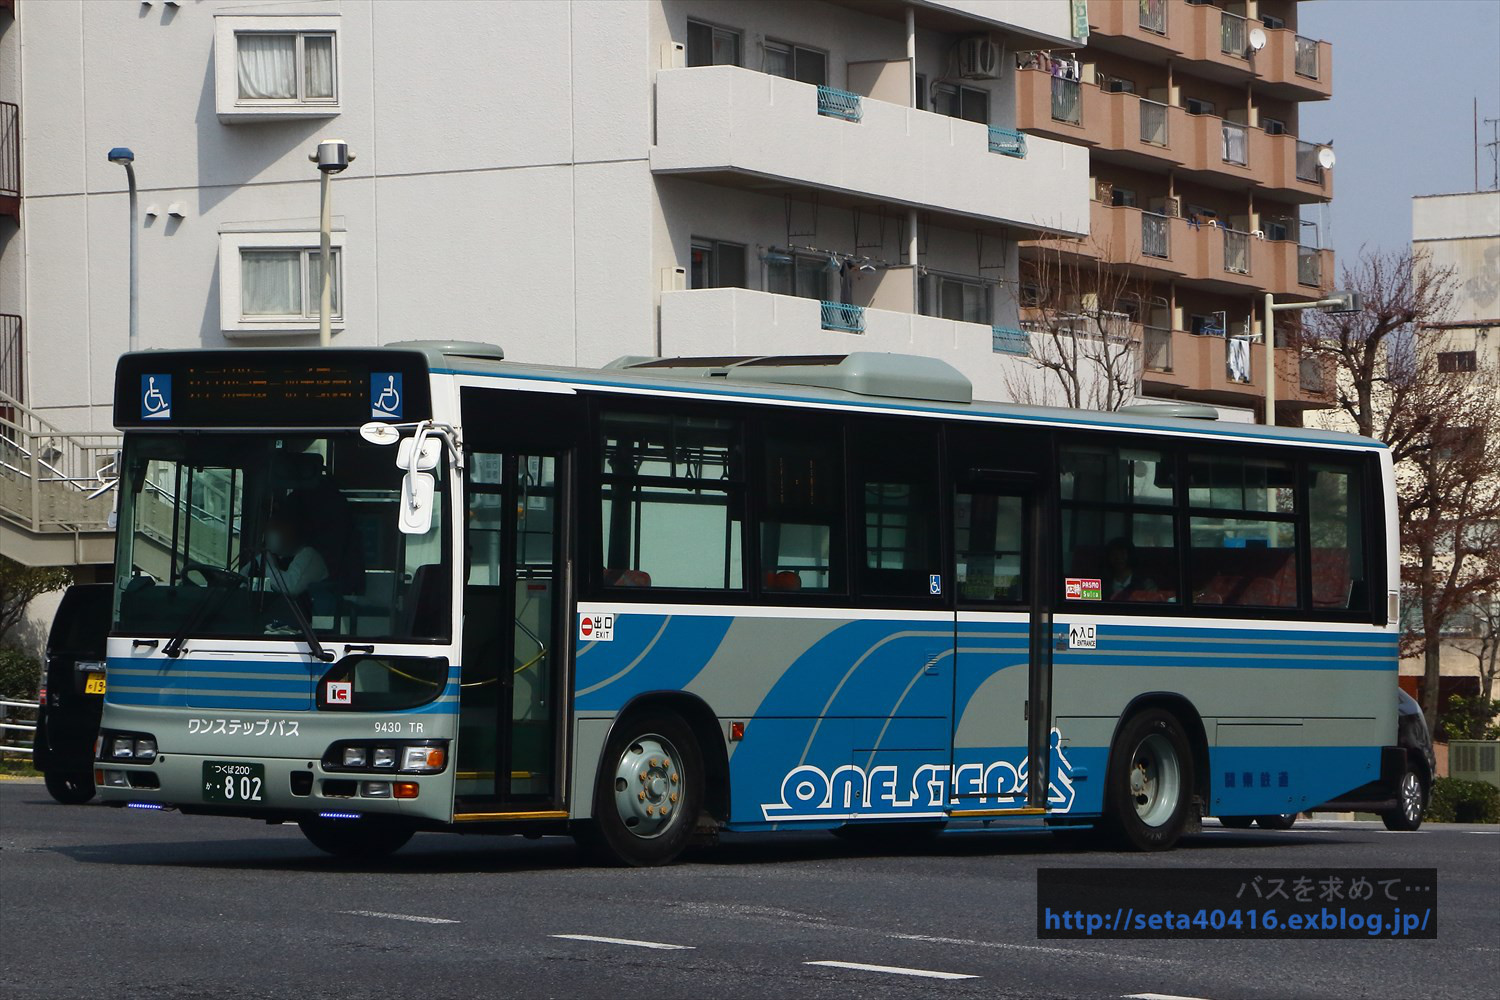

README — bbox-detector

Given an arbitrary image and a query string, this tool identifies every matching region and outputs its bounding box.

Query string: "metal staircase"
[0,390,119,566]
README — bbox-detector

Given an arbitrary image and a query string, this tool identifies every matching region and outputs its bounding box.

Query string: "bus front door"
[456,450,568,815]
[951,477,1054,815]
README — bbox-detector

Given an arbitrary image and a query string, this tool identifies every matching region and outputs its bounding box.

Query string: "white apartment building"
[0,0,1092,437]
[1412,190,1500,374]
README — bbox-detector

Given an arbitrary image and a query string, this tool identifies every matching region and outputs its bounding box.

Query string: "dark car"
[1218,688,1435,832]
[33,584,112,804]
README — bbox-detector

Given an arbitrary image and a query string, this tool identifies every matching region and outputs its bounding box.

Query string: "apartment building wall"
[1412,191,1500,365]
[1,0,1092,436]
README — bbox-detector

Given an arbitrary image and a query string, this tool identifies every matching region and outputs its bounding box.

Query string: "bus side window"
[761,417,845,594]
[852,421,941,599]
[1059,443,1178,604]
[1308,462,1365,610]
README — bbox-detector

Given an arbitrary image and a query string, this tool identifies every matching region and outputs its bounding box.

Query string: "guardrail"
[1,698,37,756]
[1223,228,1251,274]
[0,101,18,201]
[1050,77,1080,124]
[1222,121,1248,165]
[991,326,1030,356]
[1221,11,1247,57]
[1143,325,1173,372]
[0,314,19,406]
[1297,245,1321,286]
[819,301,865,333]
[1139,99,1168,146]
[1142,212,1170,259]
[1294,35,1320,79]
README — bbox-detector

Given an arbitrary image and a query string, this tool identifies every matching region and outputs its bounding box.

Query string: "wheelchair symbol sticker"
[141,375,171,420]
[370,372,402,420]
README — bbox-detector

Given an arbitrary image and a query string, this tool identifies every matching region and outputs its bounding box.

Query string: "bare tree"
[1007,236,1147,411]
[1457,589,1500,705]
[1303,248,1500,728]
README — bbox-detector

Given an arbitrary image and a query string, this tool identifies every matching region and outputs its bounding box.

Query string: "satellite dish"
[1248,27,1268,51]
[359,421,401,446]
[1316,145,1337,170]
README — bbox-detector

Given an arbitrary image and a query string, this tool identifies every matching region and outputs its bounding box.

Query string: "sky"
[1298,0,1500,269]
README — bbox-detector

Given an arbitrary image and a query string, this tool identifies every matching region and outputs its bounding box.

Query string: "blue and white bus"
[96,344,1404,863]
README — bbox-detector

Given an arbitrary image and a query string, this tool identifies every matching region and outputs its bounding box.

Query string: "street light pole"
[309,139,353,348]
[107,148,138,353]
[1262,290,1365,426]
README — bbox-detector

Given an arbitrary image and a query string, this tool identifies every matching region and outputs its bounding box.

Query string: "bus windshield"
[113,432,450,643]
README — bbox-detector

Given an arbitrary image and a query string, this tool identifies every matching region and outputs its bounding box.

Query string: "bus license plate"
[84,673,106,695]
[202,762,265,804]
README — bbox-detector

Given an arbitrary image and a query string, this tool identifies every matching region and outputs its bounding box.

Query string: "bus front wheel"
[583,710,703,867]
[298,818,414,859]
[1105,709,1194,851]
[44,770,96,805]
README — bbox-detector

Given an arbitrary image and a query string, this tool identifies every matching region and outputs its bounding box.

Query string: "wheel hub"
[611,735,682,839]
[1130,733,1181,828]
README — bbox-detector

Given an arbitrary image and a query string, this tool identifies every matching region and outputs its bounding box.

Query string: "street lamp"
[107,147,138,354]
[308,139,353,347]
[1262,289,1363,425]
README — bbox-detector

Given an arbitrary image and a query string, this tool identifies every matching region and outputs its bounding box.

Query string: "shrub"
[0,644,43,701]
[1436,694,1500,742]
[1425,777,1500,824]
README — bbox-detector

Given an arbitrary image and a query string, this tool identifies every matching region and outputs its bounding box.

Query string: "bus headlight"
[321,740,449,776]
[402,746,445,772]
[98,730,160,763]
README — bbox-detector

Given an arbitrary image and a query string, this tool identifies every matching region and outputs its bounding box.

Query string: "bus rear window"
[1308,463,1366,610]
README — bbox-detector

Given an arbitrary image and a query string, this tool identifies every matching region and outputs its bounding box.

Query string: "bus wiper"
[161,584,233,659]
[263,556,336,663]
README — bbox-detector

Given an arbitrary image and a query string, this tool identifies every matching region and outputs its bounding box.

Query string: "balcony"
[652,66,1090,237]
[658,287,1037,395]
[0,101,17,222]
[1139,330,1330,412]
[1017,72,1331,202]
[1088,4,1332,101]
[1048,202,1333,297]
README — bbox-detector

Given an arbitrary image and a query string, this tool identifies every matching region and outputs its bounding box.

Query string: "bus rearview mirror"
[397,437,441,472]
[360,422,401,446]
[398,471,436,535]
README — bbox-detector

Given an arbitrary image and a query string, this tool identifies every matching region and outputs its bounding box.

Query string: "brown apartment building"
[1015,0,1335,423]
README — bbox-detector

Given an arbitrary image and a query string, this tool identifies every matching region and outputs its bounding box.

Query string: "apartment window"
[1261,13,1286,29]
[1111,187,1138,208]
[1438,350,1477,373]
[765,41,828,86]
[766,250,830,300]
[1186,97,1216,116]
[686,20,741,67]
[1100,74,1137,94]
[1263,116,1287,136]
[215,15,340,122]
[690,239,747,289]
[927,276,990,325]
[1190,312,1227,337]
[933,84,990,124]
[218,231,345,336]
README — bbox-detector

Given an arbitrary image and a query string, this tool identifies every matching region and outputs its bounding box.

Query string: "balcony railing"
[1139,0,1166,34]
[816,86,863,123]
[988,126,1027,158]
[1223,228,1250,274]
[1142,212,1170,259]
[1222,121,1248,165]
[1297,245,1321,286]
[1295,140,1322,183]
[0,314,19,405]
[1140,99,1168,146]
[1221,11,1247,57]
[1051,77,1081,125]
[992,326,1030,355]
[0,101,17,201]
[1294,35,1320,78]
[1143,325,1172,372]
[1299,356,1326,393]
[820,300,865,333]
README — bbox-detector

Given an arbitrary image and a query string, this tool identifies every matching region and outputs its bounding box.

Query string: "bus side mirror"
[398,471,435,535]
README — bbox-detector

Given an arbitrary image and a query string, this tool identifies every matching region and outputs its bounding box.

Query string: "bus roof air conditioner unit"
[959,36,1003,80]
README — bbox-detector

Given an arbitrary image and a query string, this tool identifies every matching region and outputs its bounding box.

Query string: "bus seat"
[764,570,803,591]
[604,568,651,588]
[1310,548,1352,607]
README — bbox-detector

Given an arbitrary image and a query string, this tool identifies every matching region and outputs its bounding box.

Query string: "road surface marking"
[805,960,977,980]
[890,933,1185,967]
[1468,831,1500,835]
[551,934,694,951]
[1123,994,1215,1000]
[341,910,459,925]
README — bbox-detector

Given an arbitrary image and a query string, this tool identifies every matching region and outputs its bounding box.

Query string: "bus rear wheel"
[298,818,414,859]
[582,710,703,867]
[1104,709,1194,852]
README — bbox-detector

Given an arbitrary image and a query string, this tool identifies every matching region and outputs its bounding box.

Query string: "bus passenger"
[1106,537,1154,601]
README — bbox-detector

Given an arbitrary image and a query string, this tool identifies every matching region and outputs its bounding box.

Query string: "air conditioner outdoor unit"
[1265,120,1286,136]
[959,37,1003,80]
[1164,196,1182,217]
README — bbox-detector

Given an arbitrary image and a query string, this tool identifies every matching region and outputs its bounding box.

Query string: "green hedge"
[1426,777,1500,824]
[0,645,43,701]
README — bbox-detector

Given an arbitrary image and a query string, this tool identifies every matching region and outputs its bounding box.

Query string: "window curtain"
[304,35,335,99]
[237,34,297,99]
[242,250,302,315]
[307,250,339,314]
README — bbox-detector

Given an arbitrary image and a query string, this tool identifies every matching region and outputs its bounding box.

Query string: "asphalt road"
[1,781,1496,1000]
